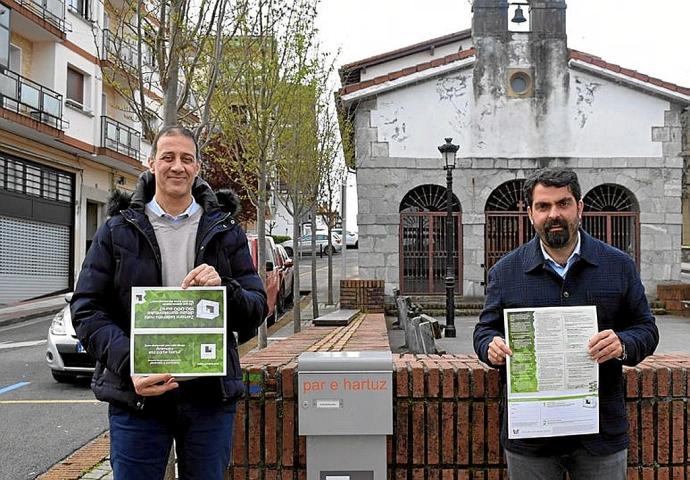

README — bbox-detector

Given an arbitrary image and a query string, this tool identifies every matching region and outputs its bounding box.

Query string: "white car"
[45,293,95,382]
[333,228,358,248]
[281,231,342,257]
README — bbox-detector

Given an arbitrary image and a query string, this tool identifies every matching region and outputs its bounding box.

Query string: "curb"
[0,306,64,328]
[37,432,110,480]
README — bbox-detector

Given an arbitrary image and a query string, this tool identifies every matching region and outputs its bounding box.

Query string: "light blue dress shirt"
[146,197,200,223]
[540,231,581,278]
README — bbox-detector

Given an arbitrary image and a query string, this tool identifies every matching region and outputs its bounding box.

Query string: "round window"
[510,72,530,94]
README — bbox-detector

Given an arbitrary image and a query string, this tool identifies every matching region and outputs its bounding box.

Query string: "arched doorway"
[582,184,640,264]
[484,179,533,273]
[399,185,462,294]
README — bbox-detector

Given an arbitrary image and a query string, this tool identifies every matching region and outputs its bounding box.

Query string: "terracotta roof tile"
[338,48,477,97]
[569,49,689,98]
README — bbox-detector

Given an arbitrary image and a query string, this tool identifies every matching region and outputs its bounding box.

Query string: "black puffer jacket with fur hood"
[71,171,266,411]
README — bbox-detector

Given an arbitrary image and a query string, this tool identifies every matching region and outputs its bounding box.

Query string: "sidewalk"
[0,294,67,327]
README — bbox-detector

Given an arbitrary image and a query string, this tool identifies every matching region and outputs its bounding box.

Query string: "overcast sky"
[317,0,690,87]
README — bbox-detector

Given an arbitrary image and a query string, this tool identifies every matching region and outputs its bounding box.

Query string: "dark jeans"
[504,447,627,480]
[108,401,236,480]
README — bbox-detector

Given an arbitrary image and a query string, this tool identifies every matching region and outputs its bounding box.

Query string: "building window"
[0,155,73,203]
[66,66,84,107]
[67,0,89,19]
[0,3,9,69]
[9,44,20,72]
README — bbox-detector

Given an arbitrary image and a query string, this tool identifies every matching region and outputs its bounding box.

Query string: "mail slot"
[298,351,393,480]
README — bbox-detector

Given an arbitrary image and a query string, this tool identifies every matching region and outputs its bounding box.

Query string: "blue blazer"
[474,230,658,456]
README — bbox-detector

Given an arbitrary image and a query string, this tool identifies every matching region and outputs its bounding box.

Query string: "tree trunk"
[257,162,268,349]
[292,215,301,333]
[327,224,333,305]
[310,208,319,319]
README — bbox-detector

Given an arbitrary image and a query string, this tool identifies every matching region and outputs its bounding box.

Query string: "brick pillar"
[340,278,385,313]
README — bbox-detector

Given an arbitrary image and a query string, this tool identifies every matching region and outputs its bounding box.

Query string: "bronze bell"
[511,5,527,23]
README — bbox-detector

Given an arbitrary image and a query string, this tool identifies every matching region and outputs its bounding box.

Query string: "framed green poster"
[130,286,226,376]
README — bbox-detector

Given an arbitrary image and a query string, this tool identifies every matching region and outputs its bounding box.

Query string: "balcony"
[0,67,66,131]
[100,116,142,161]
[102,29,154,70]
[12,0,67,39]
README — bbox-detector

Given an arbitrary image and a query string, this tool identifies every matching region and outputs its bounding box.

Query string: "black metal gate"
[399,212,462,294]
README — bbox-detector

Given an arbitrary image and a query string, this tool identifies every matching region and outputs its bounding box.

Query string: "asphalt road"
[294,248,359,305]
[0,314,107,480]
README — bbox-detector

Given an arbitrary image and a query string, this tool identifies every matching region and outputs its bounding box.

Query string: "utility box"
[298,351,393,480]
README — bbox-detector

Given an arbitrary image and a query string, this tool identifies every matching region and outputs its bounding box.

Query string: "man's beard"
[541,218,574,249]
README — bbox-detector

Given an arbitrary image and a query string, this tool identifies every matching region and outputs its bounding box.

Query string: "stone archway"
[399,184,462,294]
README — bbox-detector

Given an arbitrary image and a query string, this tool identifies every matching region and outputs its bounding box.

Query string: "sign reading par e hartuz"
[130,287,227,376]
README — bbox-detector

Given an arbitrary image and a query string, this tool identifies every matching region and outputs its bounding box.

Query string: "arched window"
[583,184,638,212]
[484,179,532,274]
[583,184,640,263]
[400,184,460,213]
[485,179,527,211]
[399,185,462,294]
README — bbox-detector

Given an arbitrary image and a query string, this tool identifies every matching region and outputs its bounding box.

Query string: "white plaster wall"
[29,43,57,89]
[66,11,99,57]
[360,39,472,80]
[369,67,669,159]
[58,47,101,144]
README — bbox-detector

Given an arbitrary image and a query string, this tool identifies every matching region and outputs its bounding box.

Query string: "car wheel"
[51,370,76,383]
[325,246,335,255]
[284,247,293,257]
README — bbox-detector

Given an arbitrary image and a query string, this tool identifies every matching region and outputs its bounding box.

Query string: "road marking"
[0,399,102,404]
[0,339,47,350]
[0,381,30,395]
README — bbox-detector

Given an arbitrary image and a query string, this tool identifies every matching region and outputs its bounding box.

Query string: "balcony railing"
[0,67,66,130]
[102,29,154,70]
[101,116,141,160]
[15,0,66,33]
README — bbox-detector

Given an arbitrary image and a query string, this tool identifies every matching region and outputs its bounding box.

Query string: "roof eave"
[569,59,690,105]
[340,57,475,105]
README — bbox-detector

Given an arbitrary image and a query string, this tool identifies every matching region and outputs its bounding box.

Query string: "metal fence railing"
[101,116,141,160]
[0,67,66,130]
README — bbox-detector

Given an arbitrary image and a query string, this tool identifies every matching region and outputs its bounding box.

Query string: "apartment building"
[0,0,152,304]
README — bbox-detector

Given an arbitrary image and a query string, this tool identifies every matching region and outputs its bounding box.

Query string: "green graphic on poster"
[130,287,226,376]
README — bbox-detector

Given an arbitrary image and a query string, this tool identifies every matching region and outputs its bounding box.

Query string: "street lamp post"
[438,138,459,338]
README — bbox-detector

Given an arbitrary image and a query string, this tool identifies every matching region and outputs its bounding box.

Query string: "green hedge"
[271,235,291,244]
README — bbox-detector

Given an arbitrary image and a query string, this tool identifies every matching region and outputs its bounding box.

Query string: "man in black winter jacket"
[71,126,267,480]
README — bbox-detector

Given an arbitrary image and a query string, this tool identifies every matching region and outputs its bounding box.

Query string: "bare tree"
[212,0,321,344]
[96,0,244,142]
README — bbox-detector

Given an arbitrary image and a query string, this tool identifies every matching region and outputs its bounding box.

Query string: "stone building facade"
[339,0,690,299]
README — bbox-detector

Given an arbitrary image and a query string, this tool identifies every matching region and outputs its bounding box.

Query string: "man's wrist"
[617,341,627,361]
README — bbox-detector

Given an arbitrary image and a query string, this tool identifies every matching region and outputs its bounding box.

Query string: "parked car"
[274,244,294,312]
[46,293,96,383]
[333,228,358,248]
[247,235,281,327]
[281,231,342,257]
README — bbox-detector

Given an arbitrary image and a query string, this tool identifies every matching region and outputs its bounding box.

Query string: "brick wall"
[228,314,690,479]
[657,283,690,313]
[340,278,385,313]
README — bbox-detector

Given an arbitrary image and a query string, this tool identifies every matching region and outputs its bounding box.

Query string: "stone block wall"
[227,314,690,479]
[353,99,684,300]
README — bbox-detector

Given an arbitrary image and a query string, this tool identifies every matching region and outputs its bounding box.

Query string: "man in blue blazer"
[474,168,658,480]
